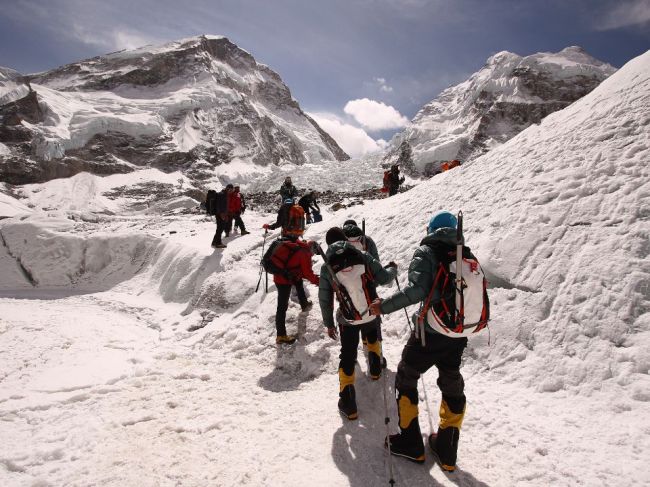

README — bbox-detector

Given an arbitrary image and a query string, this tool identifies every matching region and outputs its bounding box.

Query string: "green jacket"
[318,241,397,328]
[380,228,459,317]
[280,183,298,201]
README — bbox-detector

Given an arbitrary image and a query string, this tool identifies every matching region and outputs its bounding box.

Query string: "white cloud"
[374,77,394,93]
[71,24,157,51]
[308,112,385,158]
[594,0,650,30]
[343,98,409,131]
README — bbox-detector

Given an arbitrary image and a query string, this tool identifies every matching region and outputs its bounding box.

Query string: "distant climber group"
[382,164,406,196]
[205,184,249,249]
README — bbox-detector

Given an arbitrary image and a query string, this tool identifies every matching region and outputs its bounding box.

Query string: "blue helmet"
[427,211,457,234]
[284,198,294,205]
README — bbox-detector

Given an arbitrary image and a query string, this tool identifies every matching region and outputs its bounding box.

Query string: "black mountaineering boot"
[429,428,459,472]
[366,340,382,380]
[386,390,425,463]
[428,398,465,471]
[338,385,358,420]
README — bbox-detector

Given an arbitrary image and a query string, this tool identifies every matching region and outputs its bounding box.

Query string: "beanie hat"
[343,219,357,227]
[427,211,457,234]
[326,227,347,245]
[342,224,362,238]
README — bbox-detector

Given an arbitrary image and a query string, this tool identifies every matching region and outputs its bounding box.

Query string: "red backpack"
[262,238,304,281]
[285,204,305,236]
[382,170,391,192]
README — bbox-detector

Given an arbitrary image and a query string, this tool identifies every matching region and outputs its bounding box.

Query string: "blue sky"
[1,0,648,156]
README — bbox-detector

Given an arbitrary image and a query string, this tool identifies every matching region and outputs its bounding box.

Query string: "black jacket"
[269,203,292,230]
[215,190,228,215]
[298,194,320,212]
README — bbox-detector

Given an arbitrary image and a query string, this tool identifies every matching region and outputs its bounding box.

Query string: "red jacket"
[228,191,243,213]
[272,240,320,286]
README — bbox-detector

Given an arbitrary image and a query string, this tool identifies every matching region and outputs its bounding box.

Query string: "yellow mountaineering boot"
[386,390,425,463]
[428,399,466,472]
[337,369,358,420]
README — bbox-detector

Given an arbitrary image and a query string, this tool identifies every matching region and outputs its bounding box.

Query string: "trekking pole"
[455,211,464,327]
[394,275,423,344]
[380,345,396,486]
[420,375,436,436]
[394,277,413,335]
[395,277,434,433]
[255,230,269,293]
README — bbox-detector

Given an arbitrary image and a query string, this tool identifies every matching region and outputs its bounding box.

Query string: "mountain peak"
[389,46,616,174]
[486,50,521,66]
[0,35,348,185]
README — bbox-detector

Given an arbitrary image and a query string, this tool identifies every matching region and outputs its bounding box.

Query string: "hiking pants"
[395,332,468,419]
[211,215,228,246]
[232,213,246,232]
[361,318,382,343]
[275,281,308,336]
[389,185,399,196]
[339,318,381,377]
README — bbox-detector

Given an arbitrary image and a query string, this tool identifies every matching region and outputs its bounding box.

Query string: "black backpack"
[205,190,218,215]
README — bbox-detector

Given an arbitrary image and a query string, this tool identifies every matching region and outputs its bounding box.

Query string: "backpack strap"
[417,262,447,326]
[279,243,304,282]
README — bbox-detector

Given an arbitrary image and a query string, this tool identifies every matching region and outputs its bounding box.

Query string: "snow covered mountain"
[388,46,616,174]
[0,49,648,486]
[0,35,348,186]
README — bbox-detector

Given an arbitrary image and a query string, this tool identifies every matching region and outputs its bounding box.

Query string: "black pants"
[339,319,380,376]
[389,185,399,196]
[395,332,467,413]
[211,215,228,246]
[275,281,307,336]
[361,318,382,342]
[227,213,246,233]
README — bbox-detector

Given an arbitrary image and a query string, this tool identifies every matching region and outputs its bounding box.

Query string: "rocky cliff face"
[387,46,616,175]
[0,35,348,185]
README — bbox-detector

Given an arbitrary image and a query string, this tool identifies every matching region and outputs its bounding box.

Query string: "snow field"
[0,50,649,486]
[1,209,647,486]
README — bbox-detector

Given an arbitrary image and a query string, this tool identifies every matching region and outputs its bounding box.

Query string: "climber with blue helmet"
[368,210,471,472]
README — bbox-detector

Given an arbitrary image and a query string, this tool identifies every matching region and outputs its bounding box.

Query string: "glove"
[263,223,270,230]
[369,298,383,316]
[327,326,338,340]
[308,241,320,254]
[387,261,398,269]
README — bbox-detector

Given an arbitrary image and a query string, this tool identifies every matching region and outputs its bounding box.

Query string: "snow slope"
[0,51,648,487]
